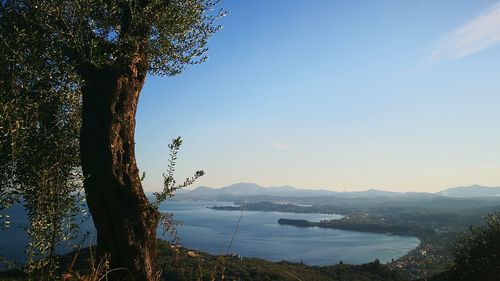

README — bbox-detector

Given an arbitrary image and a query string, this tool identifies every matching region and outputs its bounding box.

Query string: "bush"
[449,212,500,281]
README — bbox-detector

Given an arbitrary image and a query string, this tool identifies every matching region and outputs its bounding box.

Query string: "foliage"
[0,0,224,76]
[152,137,205,208]
[152,137,204,244]
[447,212,500,281]
[0,3,86,280]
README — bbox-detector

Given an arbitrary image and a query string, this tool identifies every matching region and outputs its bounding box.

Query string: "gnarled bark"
[79,57,159,280]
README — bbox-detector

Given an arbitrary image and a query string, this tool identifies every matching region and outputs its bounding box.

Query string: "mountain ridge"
[176,183,500,199]
[437,184,500,197]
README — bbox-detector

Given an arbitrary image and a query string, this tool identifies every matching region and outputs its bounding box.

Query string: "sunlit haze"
[136,0,500,193]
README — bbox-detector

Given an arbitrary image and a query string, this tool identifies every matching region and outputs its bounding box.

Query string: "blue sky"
[136,0,500,192]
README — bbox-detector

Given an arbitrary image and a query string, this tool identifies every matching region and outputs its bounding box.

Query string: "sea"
[0,200,420,268]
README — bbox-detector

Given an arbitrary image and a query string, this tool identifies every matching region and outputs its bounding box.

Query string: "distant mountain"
[177,182,406,200]
[176,183,500,200]
[181,183,293,198]
[437,185,500,198]
[219,182,268,195]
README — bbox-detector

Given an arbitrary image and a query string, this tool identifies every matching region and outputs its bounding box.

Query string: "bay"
[0,200,420,268]
[157,200,420,265]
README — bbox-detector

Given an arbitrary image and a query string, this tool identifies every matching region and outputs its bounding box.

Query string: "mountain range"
[176,182,500,199]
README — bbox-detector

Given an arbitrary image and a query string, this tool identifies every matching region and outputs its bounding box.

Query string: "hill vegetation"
[0,240,410,281]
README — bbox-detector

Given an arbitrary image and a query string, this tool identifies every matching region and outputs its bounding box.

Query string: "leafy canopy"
[1,0,224,76]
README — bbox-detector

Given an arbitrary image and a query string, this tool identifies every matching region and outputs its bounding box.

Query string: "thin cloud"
[432,2,500,59]
[269,141,293,151]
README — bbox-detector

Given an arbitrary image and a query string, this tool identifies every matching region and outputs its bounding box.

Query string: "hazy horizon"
[162,182,500,194]
[136,0,500,193]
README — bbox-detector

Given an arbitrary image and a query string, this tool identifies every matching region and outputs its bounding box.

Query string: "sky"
[136,0,500,193]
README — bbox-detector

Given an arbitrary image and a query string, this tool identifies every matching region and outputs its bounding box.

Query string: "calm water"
[0,200,420,267]
[157,200,420,265]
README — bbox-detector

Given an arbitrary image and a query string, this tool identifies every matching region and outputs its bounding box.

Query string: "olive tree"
[1,1,222,280]
[0,5,84,279]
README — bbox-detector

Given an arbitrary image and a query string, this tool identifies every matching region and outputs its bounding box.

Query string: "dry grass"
[61,244,128,281]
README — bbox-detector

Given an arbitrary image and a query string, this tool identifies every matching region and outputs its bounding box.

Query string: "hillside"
[0,240,411,281]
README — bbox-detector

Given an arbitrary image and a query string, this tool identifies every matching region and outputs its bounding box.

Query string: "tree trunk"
[79,58,159,281]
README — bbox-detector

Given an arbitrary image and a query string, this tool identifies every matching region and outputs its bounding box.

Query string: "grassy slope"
[157,240,408,281]
[0,240,409,281]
